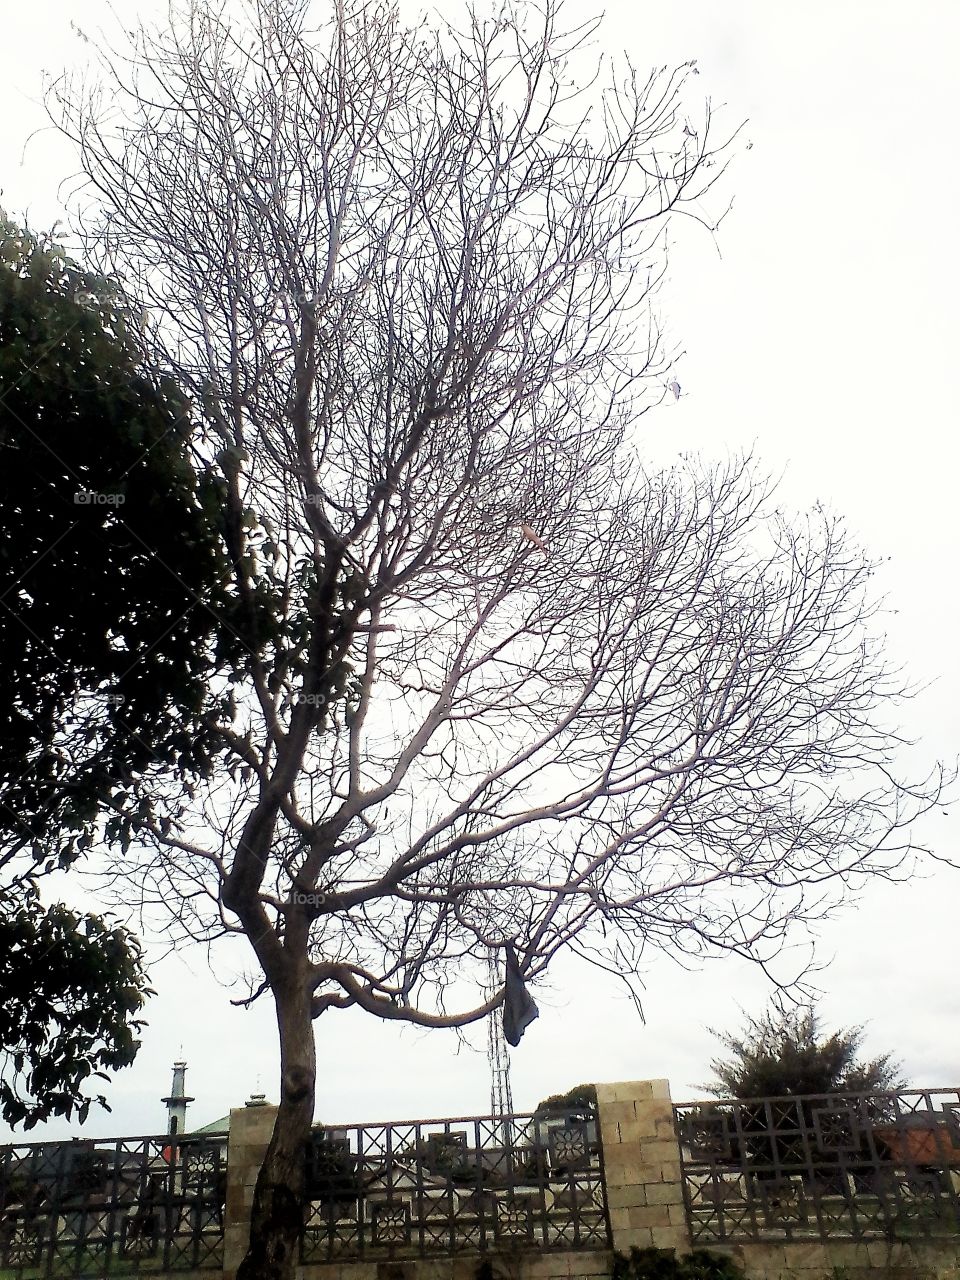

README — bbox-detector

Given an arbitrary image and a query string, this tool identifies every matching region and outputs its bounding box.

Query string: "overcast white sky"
[0,0,958,1143]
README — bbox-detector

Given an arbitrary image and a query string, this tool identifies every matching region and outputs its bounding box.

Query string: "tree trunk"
[236,982,316,1280]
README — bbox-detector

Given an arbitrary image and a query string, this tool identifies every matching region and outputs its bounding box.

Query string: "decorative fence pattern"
[301,1110,610,1260]
[0,1132,227,1278]
[674,1089,960,1245]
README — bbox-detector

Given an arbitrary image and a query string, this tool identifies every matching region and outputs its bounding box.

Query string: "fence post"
[595,1080,690,1256]
[223,1100,279,1279]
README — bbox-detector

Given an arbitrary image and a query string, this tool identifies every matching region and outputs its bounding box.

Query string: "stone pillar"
[595,1080,689,1256]
[223,1099,278,1279]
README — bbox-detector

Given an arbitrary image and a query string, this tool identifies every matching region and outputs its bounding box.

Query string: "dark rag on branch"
[503,942,539,1047]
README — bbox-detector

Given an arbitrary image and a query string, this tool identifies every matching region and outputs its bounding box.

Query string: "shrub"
[611,1245,748,1280]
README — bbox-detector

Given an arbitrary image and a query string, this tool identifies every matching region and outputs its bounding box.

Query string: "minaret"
[161,1061,195,1135]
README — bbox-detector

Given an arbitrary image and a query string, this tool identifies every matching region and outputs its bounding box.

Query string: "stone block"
[635,1138,682,1163]
[604,1146,642,1172]
[606,1184,647,1210]
[648,1227,688,1251]
[628,1110,665,1141]
[228,1142,269,1171]
[751,1243,789,1266]
[616,1227,654,1249]
[523,1256,568,1279]
[612,1120,649,1146]
[597,1081,659,1105]
[608,1207,631,1233]
[616,1157,670,1182]
[340,1264,378,1280]
[864,1240,899,1267]
[627,1204,671,1229]
[225,1184,246,1222]
[634,1097,672,1118]
[594,1083,620,1107]
[643,1183,683,1207]
[567,1254,613,1277]
[600,1100,638,1125]
[653,1161,682,1184]
[779,1242,829,1271]
[818,1241,869,1268]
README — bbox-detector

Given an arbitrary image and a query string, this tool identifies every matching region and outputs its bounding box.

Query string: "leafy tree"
[704,1004,906,1100]
[0,886,151,1128]
[0,215,259,1124]
[534,1084,598,1119]
[0,214,261,874]
[700,1005,906,1191]
[40,2,943,1277]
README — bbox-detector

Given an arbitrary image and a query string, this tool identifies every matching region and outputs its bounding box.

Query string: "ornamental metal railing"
[673,1089,960,1244]
[301,1109,610,1260]
[0,1132,227,1278]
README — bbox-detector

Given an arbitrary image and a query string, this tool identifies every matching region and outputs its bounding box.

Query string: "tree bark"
[236,981,316,1280]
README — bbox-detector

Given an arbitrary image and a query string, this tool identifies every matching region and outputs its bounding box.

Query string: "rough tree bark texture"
[236,989,315,1280]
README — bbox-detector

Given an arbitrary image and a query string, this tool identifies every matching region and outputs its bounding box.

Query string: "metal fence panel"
[301,1110,609,1260]
[0,1105,610,1272]
[673,1089,960,1244]
[0,1133,227,1278]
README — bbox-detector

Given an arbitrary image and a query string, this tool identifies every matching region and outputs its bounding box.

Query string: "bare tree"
[44,1,942,1277]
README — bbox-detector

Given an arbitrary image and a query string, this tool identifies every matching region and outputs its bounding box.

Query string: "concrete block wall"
[223,1100,277,1278]
[594,1080,686,1256]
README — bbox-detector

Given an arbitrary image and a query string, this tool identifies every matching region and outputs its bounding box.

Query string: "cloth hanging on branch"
[502,942,539,1047]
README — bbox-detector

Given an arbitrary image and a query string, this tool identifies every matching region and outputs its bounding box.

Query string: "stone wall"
[595,1079,960,1280]
[595,1079,686,1254]
[220,1081,960,1280]
[222,1098,612,1280]
[708,1238,960,1279]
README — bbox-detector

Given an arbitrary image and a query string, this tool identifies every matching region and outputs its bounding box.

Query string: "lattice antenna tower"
[486,950,514,1143]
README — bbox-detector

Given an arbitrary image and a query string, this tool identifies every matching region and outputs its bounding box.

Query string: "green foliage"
[703,1004,905,1100]
[305,1129,369,1209]
[533,1082,598,1118]
[0,214,260,868]
[699,1003,906,1184]
[610,1246,747,1280]
[0,884,151,1128]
